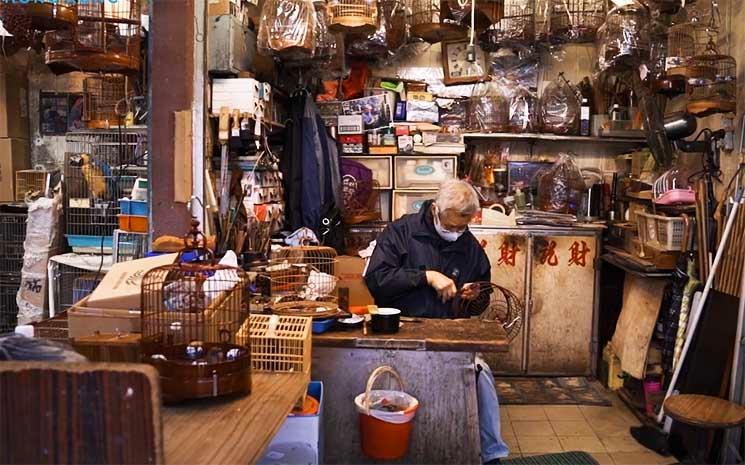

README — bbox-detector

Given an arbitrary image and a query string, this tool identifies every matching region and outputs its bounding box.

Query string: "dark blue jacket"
[364,200,491,318]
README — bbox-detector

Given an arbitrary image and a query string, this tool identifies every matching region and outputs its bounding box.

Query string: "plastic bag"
[347,0,407,57]
[439,99,468,133]
[468,81,510,133]
[509,87,537,133]
[550,0,606,43]
[536,153,586,214]
[597,0,651,72]
[355,390,419,424]
[257,0,316,60]
[539,75,579,134]
[479,0,535,50]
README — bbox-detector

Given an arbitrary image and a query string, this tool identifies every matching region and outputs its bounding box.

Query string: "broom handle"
[657,195,744,424]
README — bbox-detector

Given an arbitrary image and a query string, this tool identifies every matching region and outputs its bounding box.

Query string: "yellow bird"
[71,153,108,199]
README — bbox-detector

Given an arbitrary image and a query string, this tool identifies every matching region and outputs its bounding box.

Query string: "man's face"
[434,204,473,233]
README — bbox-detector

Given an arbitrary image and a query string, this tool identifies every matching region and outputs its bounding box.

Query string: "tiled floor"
[501,396,677,465]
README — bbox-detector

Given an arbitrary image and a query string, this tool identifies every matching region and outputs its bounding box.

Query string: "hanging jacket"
[280,93,305,231]
[364,200,491,318]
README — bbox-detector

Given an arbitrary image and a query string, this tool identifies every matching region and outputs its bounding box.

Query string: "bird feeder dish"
[550,0,606,43]
[328,0,378,34]
[409,0,470,43]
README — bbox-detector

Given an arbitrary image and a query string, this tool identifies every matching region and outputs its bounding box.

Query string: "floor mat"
[494,377,612,406]
[503,451,600,464]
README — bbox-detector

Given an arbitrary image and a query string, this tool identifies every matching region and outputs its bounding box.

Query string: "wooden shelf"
[463,132,648,145]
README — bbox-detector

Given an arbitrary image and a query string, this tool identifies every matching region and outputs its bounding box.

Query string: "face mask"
[433,206,465,242]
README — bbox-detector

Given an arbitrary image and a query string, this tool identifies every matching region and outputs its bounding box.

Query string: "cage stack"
[44,0,141,74]
[265,246,340,318]
[83,75,127,129]
[550,0,606,43]
[141,223,250,403]
[0,205,27,332]
[328,0,378,34]
[0,1,77,53]
[686,46,737,116]
[409,0,469,43]
[480,0,534,51]
[63,128,147,253]
[48,254,111,317]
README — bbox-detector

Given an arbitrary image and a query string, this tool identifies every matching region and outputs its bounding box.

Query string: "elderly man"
[364,179,509,464]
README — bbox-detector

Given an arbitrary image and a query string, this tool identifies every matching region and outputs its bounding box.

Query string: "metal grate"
[0,274,21,333]
[0,208,27,274]
[112,229,149,263]
[49,261,107,316]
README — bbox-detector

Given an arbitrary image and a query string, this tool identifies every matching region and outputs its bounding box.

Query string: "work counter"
[311,317,508,464]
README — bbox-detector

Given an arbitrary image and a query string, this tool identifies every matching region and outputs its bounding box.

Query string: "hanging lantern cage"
[409,0,470,44]
[44,0,141,75]
[480,0,533,50]
[347,0,407,57]
[550,0,606,43]
[666,11,717,78]
[83,75,127,129]
[686,46,737,117]
[328,0,378,34]
[141,220,251,403]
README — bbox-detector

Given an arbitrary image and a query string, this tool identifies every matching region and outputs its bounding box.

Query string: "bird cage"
[347,0,407,57]
[410,0,469,43]
[468,92,510,133]
[342,177,381,224]
[328,0,378,34]
[0,1,77,54]
[480,0,533,49]
[258,0,317,60]
[64,129,147,253]
[550,0,606,43]
[112,229,149,263]
[83,75,127,129]
[236,314,312,374]
[48,254,110,316]
[0,273,20,332]
[458,282,524,342]
[281,1,338,68]
[265,246,339,317]
[15,167,58,202]
[666,12,717,78]
[141,221,251,403]
[686,46,737,117]
[44,0,141,74]
[0,206,27,275]
[597,0,650,73]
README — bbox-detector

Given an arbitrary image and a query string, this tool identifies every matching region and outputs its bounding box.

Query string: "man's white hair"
[435,179,480,215]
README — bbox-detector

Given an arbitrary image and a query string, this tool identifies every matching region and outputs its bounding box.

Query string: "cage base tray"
[687,99,736,117]
[45,51,141,75]
[26,2,77,30]
[411,22,467,43]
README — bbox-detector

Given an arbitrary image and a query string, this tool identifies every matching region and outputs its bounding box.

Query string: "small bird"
[69,153,109,199]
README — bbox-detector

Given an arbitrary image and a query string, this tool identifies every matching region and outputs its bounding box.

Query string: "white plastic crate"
[392,190,437,220]
[636,211,687,251]
[342,156,393,189]
[394,155,457,189]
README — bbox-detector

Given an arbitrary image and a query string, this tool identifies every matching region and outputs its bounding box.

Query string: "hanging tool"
[218,107,231,221]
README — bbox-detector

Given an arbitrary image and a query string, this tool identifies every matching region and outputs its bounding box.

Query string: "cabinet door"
[470,230,529,374]
[528,234,597,375]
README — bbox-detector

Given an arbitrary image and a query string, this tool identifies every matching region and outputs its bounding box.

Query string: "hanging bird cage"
[347,0,407,57]
[281,1,338,68]
[83,75,127,129]
[0,1,77,54]
[257,0,317,60]
[409,0,470,43]
[480,0,533,50]
[44,0,141,75]
[550,0,606,43]
[597,0,650,73]
[265,246,339,318]
[457,282,524,342]
[141,220,251,403]
[686,45,737,117]
[328,0,378,34]
[342,176,381,224]
[666,11,717,78]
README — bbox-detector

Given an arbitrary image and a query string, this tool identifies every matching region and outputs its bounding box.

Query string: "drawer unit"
[392,190,437,220]
[342,156,393,189]
[394,155,457,190]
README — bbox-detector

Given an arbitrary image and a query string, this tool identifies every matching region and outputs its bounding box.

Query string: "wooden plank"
[611,274,666,379]
[173,110,193,203]
[163,372,308,465]
[313,318,508,353]
[312,348,480,464]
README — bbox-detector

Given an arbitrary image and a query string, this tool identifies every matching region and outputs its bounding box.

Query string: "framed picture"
[441,41,489,86]
[39,92,70,136]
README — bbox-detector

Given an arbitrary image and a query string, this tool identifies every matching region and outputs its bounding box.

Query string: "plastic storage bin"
[394,156,457,189]
[117,215,148,233]
[263,381,324,464]
[636,211,686,251]
[342,156,393,189]
[119,198,149,216]
[392,190,437,220]
[312,317,337,334]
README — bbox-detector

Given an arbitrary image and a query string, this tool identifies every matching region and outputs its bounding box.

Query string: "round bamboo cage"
[666,13,717,78]
[44,0,141,75]
[83,75,127,129]
[409,0,469,43]
[480,0,533,50]
[686,46,737,117]
[0,1,77,41]
[550,0,606,43]
[328,0,378,34]
[347,0,407,57]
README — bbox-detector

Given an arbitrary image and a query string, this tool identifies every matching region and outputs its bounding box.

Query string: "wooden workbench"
[311,318,508,464]
[163,372,308,465]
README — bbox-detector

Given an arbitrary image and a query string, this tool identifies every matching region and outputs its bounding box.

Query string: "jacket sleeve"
[467,246,493,316]
[364,226,427,304]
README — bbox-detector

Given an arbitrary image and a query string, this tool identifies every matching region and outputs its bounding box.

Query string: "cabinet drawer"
[394,156,457,189]
[343,156,393,189]
[392,190,437,220]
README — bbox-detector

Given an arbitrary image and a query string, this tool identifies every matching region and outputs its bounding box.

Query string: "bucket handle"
[364,365,404,416]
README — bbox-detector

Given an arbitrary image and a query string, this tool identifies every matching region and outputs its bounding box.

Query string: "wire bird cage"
[0,206,27,275]
[550,0,606,43]
[112,229,148,263]
[328,0,378,34]
[15,167,58,202]
[0,1,77,54]
[597,1,650,73]
[64,129,147,253]
[480,0,534,50]
[236,314,312,374]
[458,282,524,342]
[83,75,127,129]
[0,273,21,333]
[347,0,407,57]
[265,246,339,317]
[686,46,737,117]
[48,255,108,316]
[44,0,141,74]
[342,177,381,224]
[409,0,469,43]
[666,12,717,78]
[141,223,251,403]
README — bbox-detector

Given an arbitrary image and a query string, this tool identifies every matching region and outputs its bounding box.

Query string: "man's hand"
[426,271,457,303]
[460,283,479,300]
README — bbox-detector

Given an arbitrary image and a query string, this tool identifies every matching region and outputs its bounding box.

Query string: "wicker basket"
[236,314,312,374]
[636,211,686,251]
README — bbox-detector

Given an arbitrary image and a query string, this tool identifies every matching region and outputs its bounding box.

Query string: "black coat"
[364,200,491,318]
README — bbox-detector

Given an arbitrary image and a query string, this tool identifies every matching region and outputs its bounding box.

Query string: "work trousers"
[476,354,510,462]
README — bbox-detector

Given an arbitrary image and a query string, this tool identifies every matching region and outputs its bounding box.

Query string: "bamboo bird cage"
[328,0,378,34]
[409,0,470,43]
[480,0,533,50]
[550,0,606,43]
[686,44,737,117]
[83,75,127,129]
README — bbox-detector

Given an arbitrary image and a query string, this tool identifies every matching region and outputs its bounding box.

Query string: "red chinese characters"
[568,240,591,267]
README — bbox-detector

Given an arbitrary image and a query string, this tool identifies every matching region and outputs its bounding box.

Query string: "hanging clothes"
[280,92,306,231]
[661,258,689,375]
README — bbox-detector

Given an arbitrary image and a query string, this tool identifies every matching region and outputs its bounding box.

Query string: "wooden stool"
[664,394,745,463]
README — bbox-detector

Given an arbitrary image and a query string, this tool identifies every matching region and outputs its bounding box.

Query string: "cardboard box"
[335,255,374,307]
[68,296,142,338]
[0,138,30,201]
[86,253,178,310]
[0,63,29,139]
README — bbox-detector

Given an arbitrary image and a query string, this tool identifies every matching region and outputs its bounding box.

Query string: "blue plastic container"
[119,198,149,216]
[66,235,113,251]
[312,318,337,334]
[264,381,324,464]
